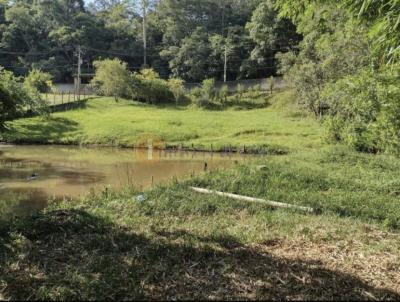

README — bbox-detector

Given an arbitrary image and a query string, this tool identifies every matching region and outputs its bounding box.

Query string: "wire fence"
[44,85,96,107]
[184,76,286,92]
[45,76,286,107]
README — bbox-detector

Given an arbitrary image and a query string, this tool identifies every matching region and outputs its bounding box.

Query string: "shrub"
[236,83,245,98]
[191,78,216,108]
[323,66,400,154]
[0,68,45,128]
[91,59,130,100]
[167,78,188,105]
[252,84,261,93]
[24,69,53,93]
[190,86,202,99]
[276,9,370,116]
[131,69,175,104]
[218,85,229,103]
[201,78,216,100]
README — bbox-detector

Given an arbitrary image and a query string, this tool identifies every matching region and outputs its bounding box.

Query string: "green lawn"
[1,90,400,300]
[41,93,97,106]
[3,90,322,153]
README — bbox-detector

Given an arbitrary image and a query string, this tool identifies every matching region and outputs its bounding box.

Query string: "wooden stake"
[190,187,315,213]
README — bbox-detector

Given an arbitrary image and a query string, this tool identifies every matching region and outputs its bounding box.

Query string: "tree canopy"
[0,0,300,82]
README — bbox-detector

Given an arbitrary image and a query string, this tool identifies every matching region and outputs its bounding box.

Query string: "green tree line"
[0,0,300,82]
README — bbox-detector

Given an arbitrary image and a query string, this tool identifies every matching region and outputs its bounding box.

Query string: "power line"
[0,44,293,59]
[0,48,67,56]
[83,47,158,58]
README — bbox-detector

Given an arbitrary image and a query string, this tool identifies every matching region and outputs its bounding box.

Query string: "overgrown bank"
[1,145,400,300]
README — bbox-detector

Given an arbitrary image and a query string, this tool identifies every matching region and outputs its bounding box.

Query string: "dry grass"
[1,190,399,300]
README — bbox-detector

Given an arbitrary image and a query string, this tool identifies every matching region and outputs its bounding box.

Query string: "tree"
[0,67,44,128]
[209,33,235,81]
[91,58,130,100]
[275,0,400,64]
[276,3,370,115]
[0,0,300,82]
[131,68,175,104]
[156,0,260,80]
[246,0,300,76]
[343,0,400,64]
[161,27,214,82]
[167,78,186,104]
[24,69,53,93]
[209,26,255,81]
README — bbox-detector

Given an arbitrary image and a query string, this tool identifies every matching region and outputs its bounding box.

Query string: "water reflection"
[0,145,250,217]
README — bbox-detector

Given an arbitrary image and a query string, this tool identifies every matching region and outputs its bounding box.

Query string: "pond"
[0,144,250,217]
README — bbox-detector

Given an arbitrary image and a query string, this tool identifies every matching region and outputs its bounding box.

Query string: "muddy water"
[0,144,249,217]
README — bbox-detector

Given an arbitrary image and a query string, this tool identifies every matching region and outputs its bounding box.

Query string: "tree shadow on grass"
[127,100,191,111]
[5,117,80,143]
[1,209,399,300]
[49,100,88,113]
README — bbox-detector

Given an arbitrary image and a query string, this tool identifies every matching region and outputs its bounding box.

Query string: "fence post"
[68,91,71,103]
[61,91,64,104]
[53,92,56,105]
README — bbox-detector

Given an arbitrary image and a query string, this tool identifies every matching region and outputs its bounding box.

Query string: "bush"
[276,9,370,116]
[236,83,245,98]
[191,78,217,108]
[131,69,175,104]
[190,87,202,99]
[0,68,45,128]
[323,66,400,154]
[218,85,229,103]
[24,69,53,93]
[167,78,188,105]
[251,84,261,93]
[91,59,131,100]
[201,78,216,100]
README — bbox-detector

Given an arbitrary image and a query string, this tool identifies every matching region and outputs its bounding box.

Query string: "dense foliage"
[91,58,131,100]
[323,67,400,154]
[131,68,175,104]
[91,59,183,104]
[0,0,299,82]
[0,68,45,128]
[275,0,400,154]
[23,69,53,93]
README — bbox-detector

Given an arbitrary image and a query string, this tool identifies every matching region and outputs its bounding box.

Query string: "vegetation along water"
[0,0,400,300]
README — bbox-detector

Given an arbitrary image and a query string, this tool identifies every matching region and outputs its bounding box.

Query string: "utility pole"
[142,0,147,67]
[221,2,229,83]
[77,45,82,100]
[224,43,227,83]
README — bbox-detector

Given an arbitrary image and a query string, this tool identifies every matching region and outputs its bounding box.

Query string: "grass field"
[41,93,96,106]
[3,90,322,153]
[1,90,400,300]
